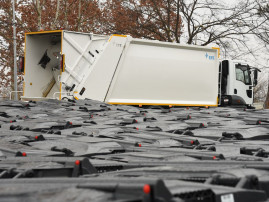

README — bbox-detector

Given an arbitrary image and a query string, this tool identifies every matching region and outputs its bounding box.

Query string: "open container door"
[22,30,63,101]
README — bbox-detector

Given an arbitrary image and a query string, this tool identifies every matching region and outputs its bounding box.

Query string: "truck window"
[235,67,245,83]
[244,70,251,85]
[235,65,252,85]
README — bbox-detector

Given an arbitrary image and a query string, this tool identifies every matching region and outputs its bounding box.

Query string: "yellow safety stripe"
[108,34,127,42]
[108,102,218,107]
[25,30,63,35]
[23,82,25,97]
[212,47,220,58]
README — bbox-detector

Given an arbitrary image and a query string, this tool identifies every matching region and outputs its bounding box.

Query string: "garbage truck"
[20,30,259,107]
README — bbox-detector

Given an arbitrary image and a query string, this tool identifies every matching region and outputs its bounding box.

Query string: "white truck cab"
[220,60,259,108]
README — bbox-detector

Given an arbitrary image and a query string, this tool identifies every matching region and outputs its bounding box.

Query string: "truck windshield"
[235,64,252,85]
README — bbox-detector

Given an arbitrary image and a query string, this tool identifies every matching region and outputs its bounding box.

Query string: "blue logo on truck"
[205,53,215,60]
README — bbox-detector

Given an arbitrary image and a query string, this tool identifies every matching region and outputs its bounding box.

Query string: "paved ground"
[0,99,268,202]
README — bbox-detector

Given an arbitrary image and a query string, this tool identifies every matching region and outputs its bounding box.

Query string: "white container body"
[105,39,219,106]
[23,31,219,106]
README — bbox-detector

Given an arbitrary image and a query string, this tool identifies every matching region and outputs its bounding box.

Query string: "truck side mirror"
[253,69,258,87]
[19,56,24,73]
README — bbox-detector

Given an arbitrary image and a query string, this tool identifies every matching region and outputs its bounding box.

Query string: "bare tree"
[255,0,269,44]
[0,0,24,98]
[102,0,184,42]
[178,0,262,47]
[52,0,61,30]
[36,0,42,30]
[77,0,82,31]
[253,0,269,108]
